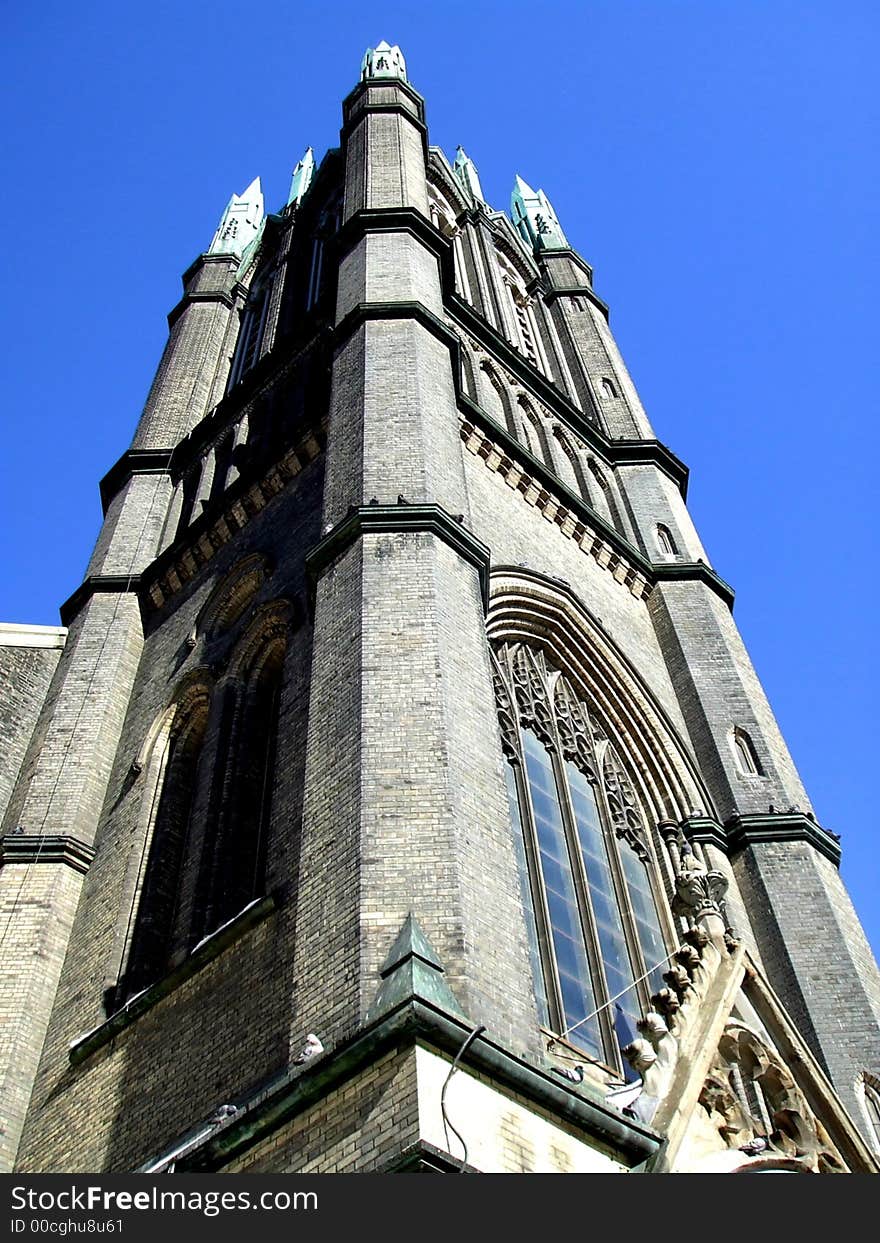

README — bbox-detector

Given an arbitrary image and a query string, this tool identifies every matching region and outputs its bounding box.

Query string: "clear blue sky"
[3,2,878,960]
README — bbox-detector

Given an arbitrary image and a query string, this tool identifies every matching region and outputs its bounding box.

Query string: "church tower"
[3,44,879,1174]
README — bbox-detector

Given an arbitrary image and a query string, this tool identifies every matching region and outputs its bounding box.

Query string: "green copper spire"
[510,175,569,251]
[454,146,485,204]
[209,177,264,258]
[366,913,467,1022]
[288,147,315,207]
[361,40,407,82]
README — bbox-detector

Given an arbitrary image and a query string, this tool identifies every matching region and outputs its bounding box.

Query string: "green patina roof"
[367,913,468,1022]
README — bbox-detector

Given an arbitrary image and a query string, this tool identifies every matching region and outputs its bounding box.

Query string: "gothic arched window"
[656,523,678,557]
[121,684,211,998]
[731,727,762,776]
[229,275,272,388]
[194,605,290,940]
[493,642,668,1076]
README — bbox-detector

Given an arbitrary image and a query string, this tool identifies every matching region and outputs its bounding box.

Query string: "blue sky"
[3,2,878,960]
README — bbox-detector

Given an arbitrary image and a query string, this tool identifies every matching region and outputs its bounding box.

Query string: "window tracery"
[492,640,668,1074]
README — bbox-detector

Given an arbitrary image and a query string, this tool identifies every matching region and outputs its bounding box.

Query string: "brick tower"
[3,44,879,1174]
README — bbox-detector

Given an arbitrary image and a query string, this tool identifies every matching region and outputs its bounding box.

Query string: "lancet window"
[116,596,290,1005]
[492,642,668,1075]
[121,685,211,998]
[229,275,272,387]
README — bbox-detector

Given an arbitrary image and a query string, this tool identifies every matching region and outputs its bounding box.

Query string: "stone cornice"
[725,813,842,867]
[59,575,142,627]
[0,623,67,650]
[651,561,735,609]
[167,288,236,330]
[340,78,428,142]
[99,449,173,515]
[335,207,455,291]
[681,812,841,867]
[167,998,661,1173]
[460,413,734,610]
[334,297,459,357]
[306,503,491,612]
[0,833,95,874]
[544,283,611,320]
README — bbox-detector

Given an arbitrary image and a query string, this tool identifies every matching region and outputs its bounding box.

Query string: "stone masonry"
[2,44,878,1172]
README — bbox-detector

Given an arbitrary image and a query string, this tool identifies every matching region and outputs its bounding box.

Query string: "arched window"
[479,361,516,437]
[195,605,291,939]
[656,524,678,557]
[229,276,271,388]
[601,377,617,400]
[731,727,762,776]
[518,398,553,470]
[493,642,668,1076]
[121,684,211,997]
[551,424,591,501]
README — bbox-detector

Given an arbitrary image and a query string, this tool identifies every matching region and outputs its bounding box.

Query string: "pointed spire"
[366,913,467,1022]
[288,147,315,207]
[361,40,407,82]
[209,177,264,258]
[510,174,569,251]
[454,146,485,204]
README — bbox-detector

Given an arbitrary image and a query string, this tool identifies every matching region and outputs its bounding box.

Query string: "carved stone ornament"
[602,746,648,856]
[699,1024,847,1173]
[553,675,596,777]
[671,853,729,922]
[511,646,554,748]
[490,651,521,763]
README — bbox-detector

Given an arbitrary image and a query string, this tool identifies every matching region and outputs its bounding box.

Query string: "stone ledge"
[68,893,277,1067]
[0,833,94,874]
[335,207,453,289]
[726,812,842,868]
[0,623,67,650]
[542,280,610,321]
[59,576,142,627]
[682,812,841,867]
[171,998,661,1173]
[167,288,236,329]
[306,502,491,611]
[99,450,173,515]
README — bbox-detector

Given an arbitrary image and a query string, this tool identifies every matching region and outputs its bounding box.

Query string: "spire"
[510,174,569,251]
[208,177,264,257]
[287,147,315,207]
[454,146,485,204]
[361,40,407,82]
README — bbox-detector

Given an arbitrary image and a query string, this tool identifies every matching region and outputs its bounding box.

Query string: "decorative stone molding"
[146,428,322,613]
[0,834,95,875]
[460,417,651,601]
[305,502,491,611]
[699,1024,847,1173]
[671,852,729,925]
